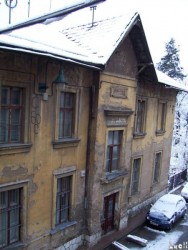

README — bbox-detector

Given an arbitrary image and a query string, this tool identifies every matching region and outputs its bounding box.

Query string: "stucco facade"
[0,10,180,250]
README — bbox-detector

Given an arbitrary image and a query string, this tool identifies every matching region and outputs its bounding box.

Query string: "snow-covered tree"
[157,38,188,175]
[157,38,186,81]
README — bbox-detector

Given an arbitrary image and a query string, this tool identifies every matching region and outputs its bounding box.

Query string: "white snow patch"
[144,226,166,235]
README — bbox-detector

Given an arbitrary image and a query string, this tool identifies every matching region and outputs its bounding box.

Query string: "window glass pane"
[136,100,145,133]
[58,92,74,139]
[113,131,119,144]
[65,93,73,108]
[112,146,118,159]
[0,87,23,143]
[9,208,19,243]
[58,111,64,138]
[56,177,71,225]
[112,159,118,171]
[154,153,161,182]
[0,192,7,208]
[106,131,122,172]
[157,103,166,131]
[11,88,22,105]
[0,212,7,248]
[64,111,72,137]
[108,131,113,145]
[10,109,21,142]
[60,93,65,108]
[0,189,21,247]
[0,109,9,142]
[56,195,60,224]
[132,158,141,193]
[1,88,9,105]
[0,192,8,247]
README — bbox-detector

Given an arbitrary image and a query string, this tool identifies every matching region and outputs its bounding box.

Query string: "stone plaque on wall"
[106,117,128,127]
[110,86,128,99]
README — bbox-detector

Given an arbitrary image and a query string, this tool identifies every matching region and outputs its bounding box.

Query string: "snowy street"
[105,208,188,250]
[105,186,188,250]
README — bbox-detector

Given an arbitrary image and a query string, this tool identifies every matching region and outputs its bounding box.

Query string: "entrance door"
[101,193,116,234]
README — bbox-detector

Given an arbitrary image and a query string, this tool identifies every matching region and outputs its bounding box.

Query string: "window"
[53,87,80,149]
[59,92,75,139]
[131,158,141,194]
[106,130,122,172]
[134,99,146,135]
[0,188,21,248]
[156,101,166,134]
[153,152,161,183]
[56,176,71,225]
[0,87,23,144]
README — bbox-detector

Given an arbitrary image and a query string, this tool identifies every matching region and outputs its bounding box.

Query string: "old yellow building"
[0,2,187,250]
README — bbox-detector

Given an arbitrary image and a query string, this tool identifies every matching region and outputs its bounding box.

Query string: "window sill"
[50,221,77,235]
[52,138,80,149]
[128,191,140,198]
[156,130,166,136]
[101,170,128,184]
[133,132,146,139]
[3,242,25,250]
[0,143,32,155]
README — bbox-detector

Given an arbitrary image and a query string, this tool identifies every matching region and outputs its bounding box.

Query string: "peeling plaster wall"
[85,36,138,241]
[0,51,93,249]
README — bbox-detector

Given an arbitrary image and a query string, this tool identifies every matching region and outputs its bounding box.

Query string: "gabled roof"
[0,1,187,92]
[0,12,141,69]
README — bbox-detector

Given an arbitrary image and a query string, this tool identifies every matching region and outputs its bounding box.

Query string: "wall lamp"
[53,67,69,87]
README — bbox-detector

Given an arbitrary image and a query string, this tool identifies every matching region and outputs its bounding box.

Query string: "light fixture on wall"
[53,67,69,87]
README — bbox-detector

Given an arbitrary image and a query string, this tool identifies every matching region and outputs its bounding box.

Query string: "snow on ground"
[142,227,182,250]
[125,215,188,250]
[128,226,184,250]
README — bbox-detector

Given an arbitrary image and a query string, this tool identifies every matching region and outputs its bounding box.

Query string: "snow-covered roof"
[156,69,188,92]
[0,1,187,92]
[0,12,139,68]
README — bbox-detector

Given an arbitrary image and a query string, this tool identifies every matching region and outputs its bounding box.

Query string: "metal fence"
[168,168,187,191]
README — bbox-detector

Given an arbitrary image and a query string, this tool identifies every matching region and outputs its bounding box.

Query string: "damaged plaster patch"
[1,165,28,177]
[29,180,38,195]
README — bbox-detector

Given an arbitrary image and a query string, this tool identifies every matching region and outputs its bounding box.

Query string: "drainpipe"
[84,70,100,228]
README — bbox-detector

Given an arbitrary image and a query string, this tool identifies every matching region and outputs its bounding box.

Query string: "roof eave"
[0,44,104,71]
[0,0,106,34]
